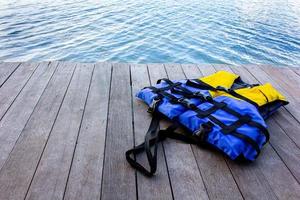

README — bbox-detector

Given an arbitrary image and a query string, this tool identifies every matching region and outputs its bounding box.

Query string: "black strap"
[126,116,211,176]
[186,79,259,108]
[126,115,161,176]
[186,79,217,91]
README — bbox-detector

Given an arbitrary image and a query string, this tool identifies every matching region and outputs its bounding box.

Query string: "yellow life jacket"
[198,70,287,110]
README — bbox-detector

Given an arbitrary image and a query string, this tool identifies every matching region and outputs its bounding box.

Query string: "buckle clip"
[147,97,161,114]
[193,91,205,100]
[204,94,213,102]
[177,98,197,110]
[194,122,213,142]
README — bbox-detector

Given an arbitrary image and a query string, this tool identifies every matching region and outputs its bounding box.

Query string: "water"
[0,0,300,66]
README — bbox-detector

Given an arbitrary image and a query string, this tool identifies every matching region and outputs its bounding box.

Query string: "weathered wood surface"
[0,61,299,200]
[131,63,173,200]
[26,63,94,200]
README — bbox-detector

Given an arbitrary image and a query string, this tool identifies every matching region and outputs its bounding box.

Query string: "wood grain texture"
[0,62,39,119]
[162,63,209,200]
[0,62,20,87]
[0,62,76,200]
[230,65,300,199]
[131,63,173,200]
[101,63,136,200]
[25,63,94,200]
[0,62,57,170]
[183,63,244,200]
[291,67,300,76]
[64,63,112,200]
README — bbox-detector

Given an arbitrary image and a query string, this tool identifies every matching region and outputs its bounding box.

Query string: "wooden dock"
[0,61,299,200]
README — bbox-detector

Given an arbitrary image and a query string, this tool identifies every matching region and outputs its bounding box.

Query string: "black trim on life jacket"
[186,79,260,108]
[125,114,210,177]
[231,76,259,90]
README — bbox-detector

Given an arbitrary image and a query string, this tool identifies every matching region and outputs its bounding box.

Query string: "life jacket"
[126,71,288,177]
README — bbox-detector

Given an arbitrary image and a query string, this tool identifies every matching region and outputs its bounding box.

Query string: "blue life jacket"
[126,71,288,177]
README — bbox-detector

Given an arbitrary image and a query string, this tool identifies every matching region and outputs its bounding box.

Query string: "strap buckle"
[193,91,205,100]
[147,97,161,114]
[177,98,197,110]
[204,94,213,102]
[194,122,213,142]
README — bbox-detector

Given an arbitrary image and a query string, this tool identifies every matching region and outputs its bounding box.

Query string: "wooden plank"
[182,64,244,200]
[261,66,300,102]
[181,64,202,79]
[158,63,209,200]
[101,63,136,200]
[229,65,300,199]
[291,67,300,76]
[212,64,278,200]
[130,64,173,200]
[25,63,94,200]
[0,62,39,119]
[197,64,215,75]
[0,62,20,87]
[0,62,76,200]
[272,108,300,148]
[63,63,112,200]
[266,118,300,180]
[257,144,300,199]
[0,62,57,170]
[211,64,233,72]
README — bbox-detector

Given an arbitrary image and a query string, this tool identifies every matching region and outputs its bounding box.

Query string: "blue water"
[0,0,300,66]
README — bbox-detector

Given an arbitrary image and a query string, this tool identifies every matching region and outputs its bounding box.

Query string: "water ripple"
[0,0,299,66]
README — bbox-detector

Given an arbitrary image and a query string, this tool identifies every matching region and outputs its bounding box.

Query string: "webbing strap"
[187,79,259,108]
[126,115,160,176]
[186,79,217,91]
[125,116,209,176]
